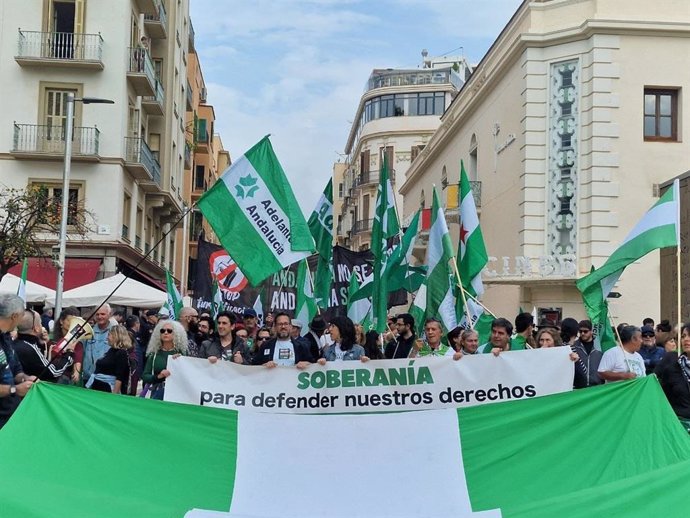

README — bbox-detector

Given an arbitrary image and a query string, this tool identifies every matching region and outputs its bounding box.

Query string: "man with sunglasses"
[638,324,664,375]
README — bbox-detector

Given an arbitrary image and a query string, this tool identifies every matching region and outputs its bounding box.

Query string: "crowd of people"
[0,293,687,431]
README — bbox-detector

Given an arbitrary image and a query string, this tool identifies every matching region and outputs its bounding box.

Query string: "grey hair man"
[15,310,73,382]
[0,294,25,334]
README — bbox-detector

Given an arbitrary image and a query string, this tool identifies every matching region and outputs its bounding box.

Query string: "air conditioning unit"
[200,87,207,102]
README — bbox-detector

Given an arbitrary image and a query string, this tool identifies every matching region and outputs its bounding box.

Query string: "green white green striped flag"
[197,137,315,286]
[161,269,184,320]
[371,156,400,332]
[409,281,427,337]
[5,369,686,517]
[294,259,317,335]
[308,180,334,309]
[210,278,224,320]
[576,180,680,351]
[385,210,426,293]
[426,187,457,332]
[16,258,28,304]
[457,160,488,298]
[346,269,372,329]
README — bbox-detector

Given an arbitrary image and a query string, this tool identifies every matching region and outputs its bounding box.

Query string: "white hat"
[291,319,303,328]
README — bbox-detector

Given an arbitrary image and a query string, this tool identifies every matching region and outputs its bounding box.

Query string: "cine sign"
[483,254,577,279]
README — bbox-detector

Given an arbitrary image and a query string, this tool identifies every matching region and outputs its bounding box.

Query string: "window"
[338,182,344,199]
[360,150,370,174]
[469,134,478,181]
[189,210,203,240]
[194,165,205,190]
[420,189,425,209]
[411,145,425,162]
[122,193,131,240]
[441,166,447,189]
[31,182,82,226]
[644,88,679,141]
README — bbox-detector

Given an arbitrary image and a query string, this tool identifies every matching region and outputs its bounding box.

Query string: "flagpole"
[461,287,497,318]
[676,179,682,354]
[450,259,474,328]
[607,303,630,372]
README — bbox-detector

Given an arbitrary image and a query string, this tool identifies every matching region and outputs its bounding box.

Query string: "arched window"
[441,165,447,189]
[469,134,478,181]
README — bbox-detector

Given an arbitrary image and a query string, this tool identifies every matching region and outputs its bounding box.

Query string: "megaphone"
[51,317,95,357]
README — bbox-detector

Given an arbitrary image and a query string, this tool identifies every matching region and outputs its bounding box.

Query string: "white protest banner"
[165,347,573,414]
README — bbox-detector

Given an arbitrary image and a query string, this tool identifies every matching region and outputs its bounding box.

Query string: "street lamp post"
[53,94,114,320]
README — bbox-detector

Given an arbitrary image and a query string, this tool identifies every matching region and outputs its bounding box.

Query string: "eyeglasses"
[160,328,174,334]
[257,337,269,342]
[579,329,591,333]
[642,334,655,338]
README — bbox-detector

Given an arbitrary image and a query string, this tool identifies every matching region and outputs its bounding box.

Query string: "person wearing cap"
[242,308,259,348]
[572,319,602,386]
[290,319,303,340]
[304,317,327,361]
[638,324,665,375]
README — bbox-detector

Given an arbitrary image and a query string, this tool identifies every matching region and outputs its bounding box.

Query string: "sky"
[190,0,524,212]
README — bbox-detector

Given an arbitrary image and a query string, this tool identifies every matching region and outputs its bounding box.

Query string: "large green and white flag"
[161,269,183,320]
[294,259,317,335]
[426,187,457,332]
[576,180,680,351]
[408,281,427,337]
[197,137,315,286]
[385,210,426,293]
[371,156,400,332]
[308,180,334,309]
[3,372,687,518]
[457,160,488,298]
[16,257,28,305]
[346,269,372,329]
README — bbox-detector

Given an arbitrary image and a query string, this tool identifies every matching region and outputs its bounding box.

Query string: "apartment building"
[400,0,690,324]
[0,0,192,289]
[335,55,468,251]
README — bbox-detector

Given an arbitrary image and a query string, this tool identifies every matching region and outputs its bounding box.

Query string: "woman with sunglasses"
[142,320,188,400]
[247,327,272,364]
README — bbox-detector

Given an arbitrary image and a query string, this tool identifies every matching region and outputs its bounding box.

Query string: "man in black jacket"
[303,316,327,361]
[14,310,74,382]
[385,313,416,359]
[251,312,312,368]
[199,311,246,364]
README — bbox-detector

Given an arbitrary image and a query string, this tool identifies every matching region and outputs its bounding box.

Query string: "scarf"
[678,354,690,385]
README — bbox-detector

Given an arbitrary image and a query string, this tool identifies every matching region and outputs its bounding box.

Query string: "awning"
[118,260,167,291]
[8,258,102,291]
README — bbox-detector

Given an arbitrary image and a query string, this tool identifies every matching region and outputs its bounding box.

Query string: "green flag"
[408,281,427,337]
[16,257,28,304]
[211,278,224,320]
[371,155,400,332]
[198,136,315,286]
[426,187,456,332]
[385,210,426,293]
[161,269,183,320]
[576,179,679,351]
[294,259,317,334]
[457,160,488,298]
[347,269,372,329]
[308,180,334,309]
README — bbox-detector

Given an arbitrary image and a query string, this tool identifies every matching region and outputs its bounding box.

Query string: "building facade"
[335,55,469,251]
[400,0,690,325]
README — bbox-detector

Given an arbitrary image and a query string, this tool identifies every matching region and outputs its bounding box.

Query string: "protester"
[0,294,35,429]
[236,326,249,341]
[304,316,327,361]
[512,312,535,350]
[655,323,690,427]
[86,325,132,394]
[41,309,54,333]
[662,334,678,353]
[318,316,368,363]
[447,327,464,353]
[81,304,114,385]
[290,319,303,340]
[411,318,457,358]
[384,313,416,359]
[537,325,587,388]
[178,306,200,357]
[655,320,673,349]
[479,318,513,354]
[354,324,366,346]
[196,315,214,345]
[572,319,603,387]
[363,330,385,360]
[14,310,73,382]
[536,327,562,348]
[598,325,645,382]
[199,312,246,364]
[642,317,655,329]
[251,312,312,368]
[461,329,479,355]
[124,315,142,395]
[242,308,259,348]
[142,320,187,400]
[638,324,664,375]
[52,306,85,384]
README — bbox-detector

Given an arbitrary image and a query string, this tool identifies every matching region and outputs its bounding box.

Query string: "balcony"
[188,20,195,52]
[124,137,161,188]
[352,219,373,235]
[186,80,193,110]
[144,0,167,39]
[365,68,460,93]
[126,47,156,96]
[195,128,210,153]
[184,141,192,169]
[121,224,130,241]
[142,80,165,116]
[445,181,482,214]
[135,0,158,15]
[353,169,396,190]
[15,30,104,69]
[11,124,100,161]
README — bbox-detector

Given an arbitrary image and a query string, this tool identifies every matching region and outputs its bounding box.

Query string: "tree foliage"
[0,186,95,278]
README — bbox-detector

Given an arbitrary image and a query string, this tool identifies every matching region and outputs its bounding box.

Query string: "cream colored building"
[0,0,195,291]
[336,56,469,250]
[400,0,690,325]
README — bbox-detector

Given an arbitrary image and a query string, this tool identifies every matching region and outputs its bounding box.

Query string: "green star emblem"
[235,174,259,199]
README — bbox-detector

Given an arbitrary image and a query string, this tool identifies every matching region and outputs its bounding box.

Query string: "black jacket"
[199,336,247,363]
[13,333,73,381]
[303,331,322,361]
[655,352,690,419]
[385,334,416,359]
[250,337,313,365]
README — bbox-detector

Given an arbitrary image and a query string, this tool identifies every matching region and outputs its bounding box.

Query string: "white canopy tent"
[46,273,166,309]
[0,273,56,304]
